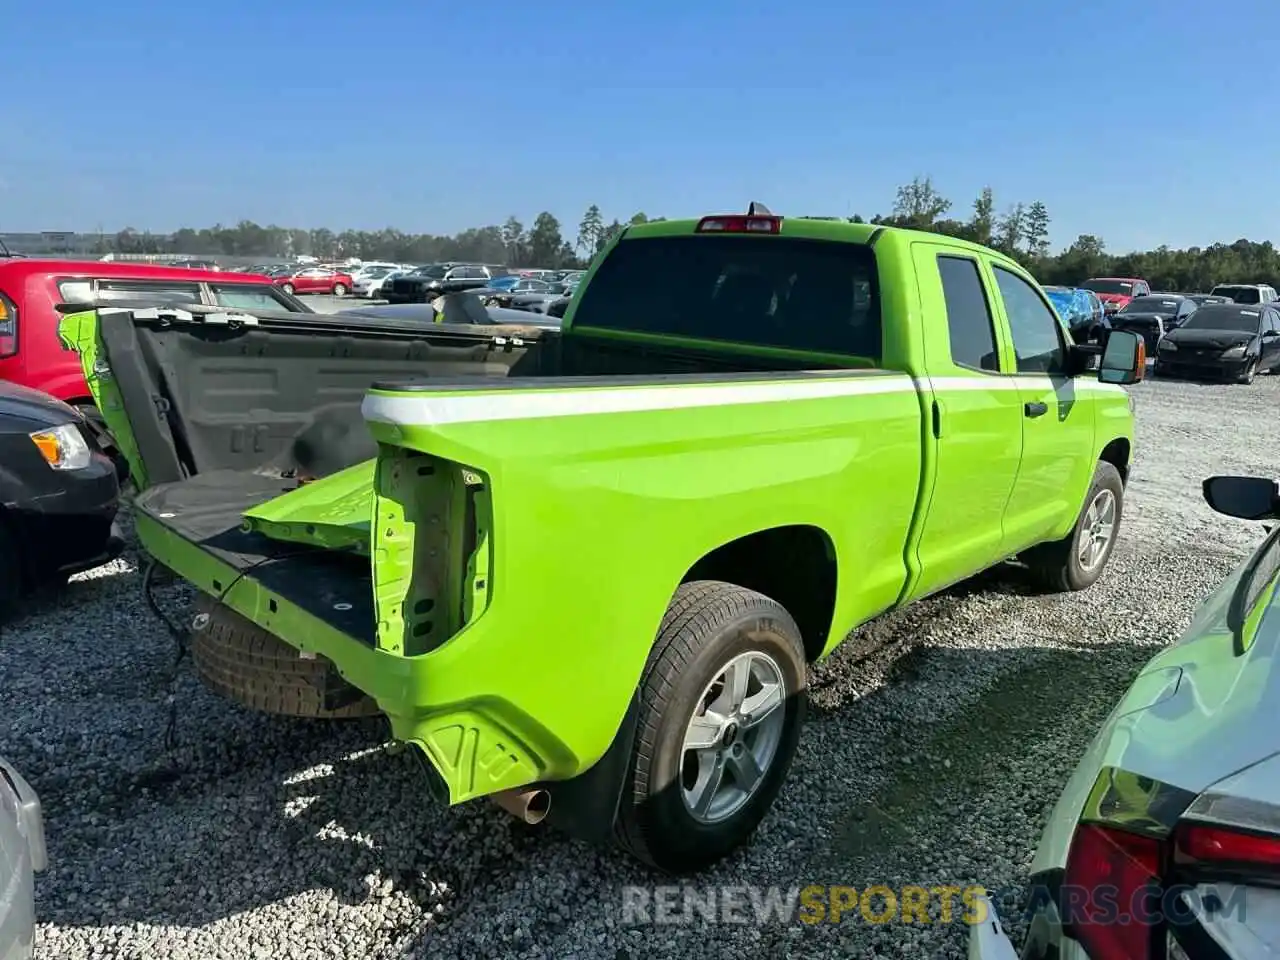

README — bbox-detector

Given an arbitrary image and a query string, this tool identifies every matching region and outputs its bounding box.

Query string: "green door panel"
[1004,375,1098,549]
[906,242,1024,599]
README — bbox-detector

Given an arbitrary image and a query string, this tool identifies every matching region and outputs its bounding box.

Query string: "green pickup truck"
[60,209,1144,874]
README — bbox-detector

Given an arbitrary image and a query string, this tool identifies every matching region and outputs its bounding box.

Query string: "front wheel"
[615,580,807,874]
[1240,359,1259,384]
[281,282,295,295]
[332,282,348,297]
[1024,461,1124,592]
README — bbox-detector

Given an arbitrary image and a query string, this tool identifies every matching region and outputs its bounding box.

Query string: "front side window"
[937,255,999,372]
[210,284,298,312]
[993,267,1066,374]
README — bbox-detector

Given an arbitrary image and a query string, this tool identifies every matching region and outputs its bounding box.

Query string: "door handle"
[1024,401,1049,418]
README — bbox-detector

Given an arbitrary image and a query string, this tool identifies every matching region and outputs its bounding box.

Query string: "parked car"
[64,209,1144,875]
[340,292,560,327]
[351,265,403,298]
[0,258,312,459]
[1209,282,1279,304]
[1154,302,1280,383]
[0,756,45,960]
[384,263,513,303]
[482,279,567,311]
[168,258,220,270]
[1043,285,1109,343]
[1111,294,1198,353]
[0,380,123,619]
[1081,276,1151,316]
[1183,293,1233,307]
[972,474,1280,960]
[273,267,355,296]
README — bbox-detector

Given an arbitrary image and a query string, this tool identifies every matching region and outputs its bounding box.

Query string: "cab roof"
[0,258,270,284]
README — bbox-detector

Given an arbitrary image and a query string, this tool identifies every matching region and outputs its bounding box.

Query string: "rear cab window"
[569,234,882,361]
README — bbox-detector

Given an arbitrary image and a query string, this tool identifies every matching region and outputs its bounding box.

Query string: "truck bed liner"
[135,472,376,645]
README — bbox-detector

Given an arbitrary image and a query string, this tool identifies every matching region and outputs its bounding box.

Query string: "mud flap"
[544,694,641,845]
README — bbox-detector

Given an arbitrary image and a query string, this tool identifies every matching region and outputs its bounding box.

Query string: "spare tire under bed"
[191,594,382,719]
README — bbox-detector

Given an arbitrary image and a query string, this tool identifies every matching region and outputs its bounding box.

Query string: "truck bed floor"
[134,471,377,645]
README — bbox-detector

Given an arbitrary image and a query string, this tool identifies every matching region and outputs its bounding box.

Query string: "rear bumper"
[132,509,574,805]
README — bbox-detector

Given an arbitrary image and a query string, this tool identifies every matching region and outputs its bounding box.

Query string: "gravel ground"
[3,372,1276,960]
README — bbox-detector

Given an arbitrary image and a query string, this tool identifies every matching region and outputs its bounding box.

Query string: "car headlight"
[1159,340,1177,351]
[1222,345,1247,359]
[29,422,92,470]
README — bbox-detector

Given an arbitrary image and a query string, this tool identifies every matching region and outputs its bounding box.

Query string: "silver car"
[0,759,45,960]
[972,474,1280,959]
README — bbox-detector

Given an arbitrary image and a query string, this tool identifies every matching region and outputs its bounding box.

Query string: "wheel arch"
[1099,436,1131,484]
[680,523,838,663]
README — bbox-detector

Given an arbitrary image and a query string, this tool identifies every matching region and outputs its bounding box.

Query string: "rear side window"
[937,255,999,372]
[570,235,882,359]
[56,279,203,305]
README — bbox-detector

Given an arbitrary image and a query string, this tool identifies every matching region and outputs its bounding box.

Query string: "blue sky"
[5,0,1274,252]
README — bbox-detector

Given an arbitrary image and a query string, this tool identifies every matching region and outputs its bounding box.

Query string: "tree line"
[104,207,663,270]
[95,179,1280,292]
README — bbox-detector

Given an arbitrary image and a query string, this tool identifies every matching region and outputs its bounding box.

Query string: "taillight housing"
[0,290,16,358]
[1064,823,1162,960]
[694,215,782,234]
[1176,820,1280,870]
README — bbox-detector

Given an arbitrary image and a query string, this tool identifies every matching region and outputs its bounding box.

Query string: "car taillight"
[1064,823,1162,960]
[695,215,782,234]
[1176,821,1280,868]
[0,291,16,358]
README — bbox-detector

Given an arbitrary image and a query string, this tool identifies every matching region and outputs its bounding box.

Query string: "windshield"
[411,265,448,279]
[364,267,394,278]
[1119,297,1179,316]
[1181,307,1261,333]
[1081,279,1135,295]
[1213,286,1263,304]
[570,235,882,359]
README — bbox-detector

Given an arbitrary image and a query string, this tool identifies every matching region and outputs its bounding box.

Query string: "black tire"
[0,515,22,621]
[1024,461,1124,592]
[191,595,381,719]
[1241,359,1259,384]
[332,283,347,297]
[615,581,807,874]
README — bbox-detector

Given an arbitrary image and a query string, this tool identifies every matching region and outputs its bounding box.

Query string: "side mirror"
[1203,476,1280,521]
[1097,329,1145,384]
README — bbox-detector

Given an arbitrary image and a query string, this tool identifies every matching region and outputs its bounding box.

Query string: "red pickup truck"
[1080,276,1151,316]
[0,258,310,454]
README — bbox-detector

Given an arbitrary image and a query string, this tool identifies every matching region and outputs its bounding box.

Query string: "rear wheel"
[615,581,807,874]
[1024,461,1124,592]
[191,595,382,719]
[332,282,348,297]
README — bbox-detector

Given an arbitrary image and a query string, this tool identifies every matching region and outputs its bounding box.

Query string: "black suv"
[384,263,512,303]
